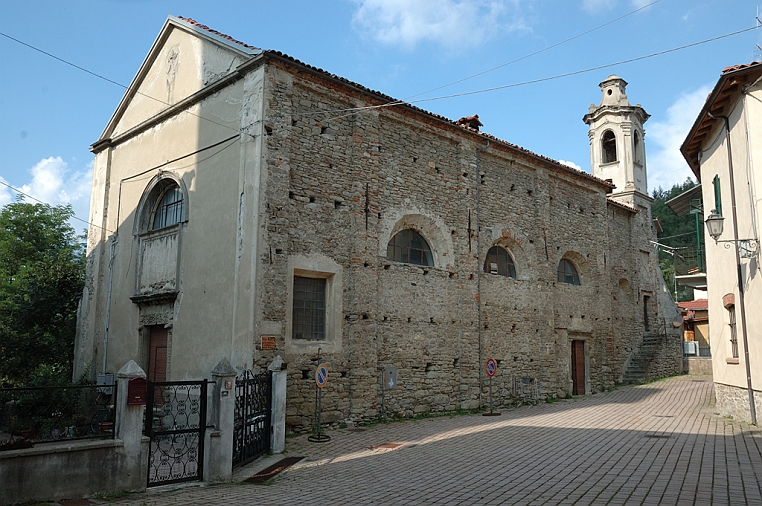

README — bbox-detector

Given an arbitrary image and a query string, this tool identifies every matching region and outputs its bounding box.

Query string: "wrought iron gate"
[145,380,207,487]
[233,370,272,467]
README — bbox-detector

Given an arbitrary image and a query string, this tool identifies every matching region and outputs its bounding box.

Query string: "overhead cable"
[0,179,112,233]
[0,31,245,136]
[401,0,663,102]
[281,24,759,121]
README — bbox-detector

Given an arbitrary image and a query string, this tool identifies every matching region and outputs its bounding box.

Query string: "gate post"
[269,356,287,453]
[115,360,148,493]
[206,358,238,482]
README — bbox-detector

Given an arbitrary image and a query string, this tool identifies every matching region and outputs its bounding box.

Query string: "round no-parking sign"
[315,364,328,388]
[486,358,497,378]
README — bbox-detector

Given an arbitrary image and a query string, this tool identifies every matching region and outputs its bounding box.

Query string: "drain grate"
[244,456,304,484]
[348,428,367,432]
[644,434,671,439]
[373,443,402,449]
[653,415,675,418]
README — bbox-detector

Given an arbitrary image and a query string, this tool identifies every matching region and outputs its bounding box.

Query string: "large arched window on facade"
[387,229,433,266]
[602,130,617,163]
[150,184,185,230]
[484,246,516,277]
[557,259,581,285]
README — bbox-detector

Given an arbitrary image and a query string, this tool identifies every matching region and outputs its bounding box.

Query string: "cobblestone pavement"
[100,375,762,505]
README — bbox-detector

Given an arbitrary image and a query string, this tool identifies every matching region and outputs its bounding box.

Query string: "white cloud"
[582,0,616,12]
[558,159,583,171]
[351,0,527,50]
[582,0,653,14]
[646,85,711,192]
[8,156,93,231]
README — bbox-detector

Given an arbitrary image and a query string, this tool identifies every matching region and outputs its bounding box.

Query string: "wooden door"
[571,340,585,395]
[148,327,168,383]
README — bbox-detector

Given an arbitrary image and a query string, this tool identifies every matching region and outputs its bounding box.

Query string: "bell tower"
[583,75,650,205]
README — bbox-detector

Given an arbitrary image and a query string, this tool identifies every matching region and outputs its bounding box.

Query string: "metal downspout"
[102,234,116,374]
[475,140,490,408]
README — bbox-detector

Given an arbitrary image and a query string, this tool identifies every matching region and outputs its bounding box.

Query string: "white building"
[681,61,762,423]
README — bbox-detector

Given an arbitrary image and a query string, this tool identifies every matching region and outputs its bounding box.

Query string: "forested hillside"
[651,178,703,302]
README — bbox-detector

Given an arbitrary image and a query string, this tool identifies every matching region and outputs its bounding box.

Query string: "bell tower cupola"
[583,75,650,201]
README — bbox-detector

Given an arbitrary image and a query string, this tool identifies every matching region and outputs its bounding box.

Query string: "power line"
[0,31,246,137]
[0,179,112,233]
[283,24,759,121]
[401,0,663,102]
[0,134,241,233]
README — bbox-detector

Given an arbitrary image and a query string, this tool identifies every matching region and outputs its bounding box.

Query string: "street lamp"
[704,210,724,241]
[704,210,758,258]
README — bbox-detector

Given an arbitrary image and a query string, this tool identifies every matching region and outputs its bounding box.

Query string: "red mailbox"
[127,377,147,405]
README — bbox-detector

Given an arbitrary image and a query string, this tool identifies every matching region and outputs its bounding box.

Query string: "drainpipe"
[102,234,117,374]
[709,112,756,424]
[475,140,490,408]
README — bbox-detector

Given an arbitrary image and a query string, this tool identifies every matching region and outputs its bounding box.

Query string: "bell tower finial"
[583,76,650,201]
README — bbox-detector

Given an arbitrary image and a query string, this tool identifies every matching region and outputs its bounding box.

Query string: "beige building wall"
[684,63,762,421]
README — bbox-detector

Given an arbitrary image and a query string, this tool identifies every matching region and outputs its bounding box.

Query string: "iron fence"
[0,383,117,447]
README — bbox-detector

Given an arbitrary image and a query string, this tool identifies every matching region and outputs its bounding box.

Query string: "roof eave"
[680,62,762,179]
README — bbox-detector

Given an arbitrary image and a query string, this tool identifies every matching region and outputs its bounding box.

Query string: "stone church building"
[74,16,681,430]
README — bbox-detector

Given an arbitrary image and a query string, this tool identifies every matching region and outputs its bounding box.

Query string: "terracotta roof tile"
[722,61,762,74]
[176,16,260,51]
[174,17,614,189]
[678,299,708,311]
[606,198,639,213]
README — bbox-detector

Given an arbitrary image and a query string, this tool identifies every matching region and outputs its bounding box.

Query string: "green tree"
[0,202,85,387]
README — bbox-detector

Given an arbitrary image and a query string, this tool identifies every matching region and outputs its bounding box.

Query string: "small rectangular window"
[292,276,326,340]
[712,174,723,216]
[729,305,738,359]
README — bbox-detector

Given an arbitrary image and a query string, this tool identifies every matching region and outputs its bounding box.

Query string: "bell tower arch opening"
[583,75,650,201]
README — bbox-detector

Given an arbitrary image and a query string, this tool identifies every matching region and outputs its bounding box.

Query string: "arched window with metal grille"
[557,259,581,285]
[484,246,516,277]
[150,184,185,230]
[387,229,433,266]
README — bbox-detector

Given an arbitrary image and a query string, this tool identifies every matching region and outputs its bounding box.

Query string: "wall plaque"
[261,335,277,350]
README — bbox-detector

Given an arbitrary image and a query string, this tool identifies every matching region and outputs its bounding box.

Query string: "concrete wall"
[684,357,713,375]
[0,439,148,505]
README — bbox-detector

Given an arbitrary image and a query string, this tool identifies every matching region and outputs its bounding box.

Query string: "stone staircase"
[623,334,663,384]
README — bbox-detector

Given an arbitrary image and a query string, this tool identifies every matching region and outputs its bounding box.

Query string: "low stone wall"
[0,438,148,505]
[683,357,713,375]
[646,334,684,381]
[714,382,762,423]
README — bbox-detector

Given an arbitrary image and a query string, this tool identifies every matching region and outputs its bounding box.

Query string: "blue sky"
[1,0,761,229]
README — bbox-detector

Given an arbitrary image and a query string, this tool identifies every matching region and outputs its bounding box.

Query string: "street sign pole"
[309,348,331,442]
[483,358,501,417]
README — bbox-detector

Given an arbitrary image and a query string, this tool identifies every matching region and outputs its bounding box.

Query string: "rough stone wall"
[714,382,762,423]
[253,59,679,430]
[647,334,684,380]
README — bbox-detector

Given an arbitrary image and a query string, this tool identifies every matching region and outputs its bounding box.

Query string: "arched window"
[557,259,580,285]
[602,130,617,163]
[484,246,516,277]
[150,184,185,230]
[387,229,433,266]
[633,131,642,165]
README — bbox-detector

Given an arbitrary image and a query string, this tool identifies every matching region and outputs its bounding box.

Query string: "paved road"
[102,375,762,505]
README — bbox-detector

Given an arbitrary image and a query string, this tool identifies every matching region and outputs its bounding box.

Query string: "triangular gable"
[96,16,260,145]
